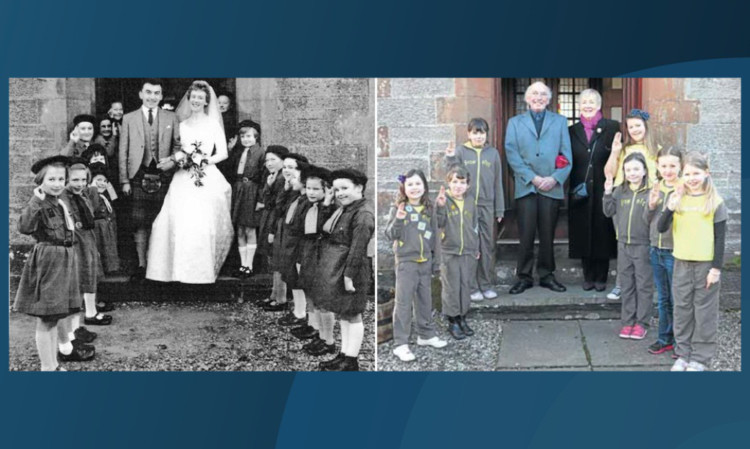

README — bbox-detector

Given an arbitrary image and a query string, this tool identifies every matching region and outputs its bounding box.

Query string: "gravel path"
[9,299,375,372]
[377,311,741,372]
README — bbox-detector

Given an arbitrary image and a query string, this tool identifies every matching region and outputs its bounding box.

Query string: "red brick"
[378,78,391,98]
[378,126,390,157]
[437,97,468,124]
[430,152,448,183]
[642,78,684,101]
[456,78,495,99]
[378,190,397,212]
[649,100,699,124]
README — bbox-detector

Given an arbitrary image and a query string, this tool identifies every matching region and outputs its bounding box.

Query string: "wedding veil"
[175,80,224,133]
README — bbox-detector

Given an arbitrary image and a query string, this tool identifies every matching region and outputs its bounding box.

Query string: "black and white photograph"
[376,78,741,372]
[9,78,376,371]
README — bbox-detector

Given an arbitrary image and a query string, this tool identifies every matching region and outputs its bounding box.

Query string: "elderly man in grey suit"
[505,81,572,294]
[119,79,180,280]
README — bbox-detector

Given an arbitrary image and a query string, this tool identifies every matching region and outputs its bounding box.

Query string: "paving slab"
[581,320,673,369]
[496,321,588,369]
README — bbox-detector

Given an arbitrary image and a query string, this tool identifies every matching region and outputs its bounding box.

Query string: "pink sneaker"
[630,324,647,340]
[619,325,633,339]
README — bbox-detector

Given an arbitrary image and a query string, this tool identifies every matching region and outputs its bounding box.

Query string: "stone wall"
[642,78,742,256]
[9,78,96,245]
[9,78,375,248]
[376,78,496,269]
[377,78,743,271]
[235,78,374,186]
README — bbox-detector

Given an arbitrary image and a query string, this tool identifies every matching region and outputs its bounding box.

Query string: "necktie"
[323,207,343,234]
[237,147,250,175]
[304,203,319,234]
[57,199,75,230]
[285,198,299,225]
[73,194,95,229]
[148,108,153,126]
[99,194,112,214]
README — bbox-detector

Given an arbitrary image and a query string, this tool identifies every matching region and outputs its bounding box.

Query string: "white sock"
[270,272,279,300]
[339,320,350,354]
[292,290,306,319]
[238,245,247,267]
[246,244,257,270]
[71,314,80,333]
[83,293,97,318]
[35,320,56,371]
[308,310,320,330]
[278,278,287,304]
[346,321,364,357]
[58,341,73,355]
[319,312,335,344]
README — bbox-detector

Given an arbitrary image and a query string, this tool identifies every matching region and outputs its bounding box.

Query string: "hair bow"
[629,109,650,121]
[397,175,406,183]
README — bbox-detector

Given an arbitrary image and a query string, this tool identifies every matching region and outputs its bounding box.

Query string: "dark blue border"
[2,1,747,447]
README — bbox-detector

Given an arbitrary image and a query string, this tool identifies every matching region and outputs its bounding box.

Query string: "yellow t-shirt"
[672,194,726,261]
[614,143,658,187]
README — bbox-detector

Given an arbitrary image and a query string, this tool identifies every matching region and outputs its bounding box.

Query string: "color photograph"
[376,78,741,372]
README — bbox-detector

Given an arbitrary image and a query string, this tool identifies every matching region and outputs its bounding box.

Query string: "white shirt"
[141,105,158,121]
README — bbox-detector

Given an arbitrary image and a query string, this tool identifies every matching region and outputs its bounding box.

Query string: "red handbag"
[555,154,570,169]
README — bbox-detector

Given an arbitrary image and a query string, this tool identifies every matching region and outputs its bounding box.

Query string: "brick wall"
[376,78,496,269]
[642,78,742,256]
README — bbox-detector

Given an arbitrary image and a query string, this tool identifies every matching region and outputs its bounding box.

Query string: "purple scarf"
[580,110,603,142]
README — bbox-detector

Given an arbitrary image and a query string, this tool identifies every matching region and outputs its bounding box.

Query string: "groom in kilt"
[119,79,181,280]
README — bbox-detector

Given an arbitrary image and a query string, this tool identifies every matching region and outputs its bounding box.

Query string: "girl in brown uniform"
[13,156,94,370]
[316,169,374,371]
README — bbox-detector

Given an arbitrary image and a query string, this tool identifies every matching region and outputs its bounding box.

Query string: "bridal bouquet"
[173,140,209,187]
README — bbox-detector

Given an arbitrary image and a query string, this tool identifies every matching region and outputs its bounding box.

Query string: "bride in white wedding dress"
[146,81,234,284]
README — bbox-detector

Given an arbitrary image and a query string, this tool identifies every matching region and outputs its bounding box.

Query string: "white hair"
[524,81,552,103]
[579,88,602,108]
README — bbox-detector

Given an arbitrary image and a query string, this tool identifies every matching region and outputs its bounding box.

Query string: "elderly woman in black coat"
[567,89,620,291]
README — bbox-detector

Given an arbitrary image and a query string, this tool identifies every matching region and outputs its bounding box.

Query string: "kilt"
[130,167,170,228]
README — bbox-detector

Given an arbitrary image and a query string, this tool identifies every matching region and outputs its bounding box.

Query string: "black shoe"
[278,313,306,327]
[594,282,607,292]
[97,301,116,312]
[130,266,146,282]
[303,337,325,352]
[262,301,289,312]
[447,317,466,340]
[70,339,94,350]
[319,352,346,370]
[582,281,595,291]
[84,314,113,326]
[539,277,567,292]
[73,326,97,343]
[322,356,359,371]
[291,325,318,340]
[458,315,475,337]
[306,340,337,357]
[58,346,95,362]
[509,279,533,295]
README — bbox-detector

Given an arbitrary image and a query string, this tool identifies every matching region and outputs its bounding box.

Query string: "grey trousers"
[441,253,476,317]
[618,242,654,326]
[472,204,496,292]
[673,260,720,364]
[393,260,436,346]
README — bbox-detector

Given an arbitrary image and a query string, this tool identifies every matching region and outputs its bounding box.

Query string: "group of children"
[387,118,503,362]
[389,112,728,371]
[14,118,375,372]
[225,121,375,371]
[603,109,727,371]
[14,153,118,371]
